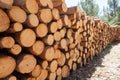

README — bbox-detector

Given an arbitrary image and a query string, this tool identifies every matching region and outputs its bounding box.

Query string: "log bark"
[0,56,16,78]
[14,0,39,14]
[0,9,10,32]
[8,6,27,23]
[16,54,37,74]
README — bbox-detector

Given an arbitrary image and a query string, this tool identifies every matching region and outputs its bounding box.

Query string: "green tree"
[78,0,99,17]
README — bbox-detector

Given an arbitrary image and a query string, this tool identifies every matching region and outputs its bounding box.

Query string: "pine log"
[61,65,70,78]
[54,49,61,59]
[42,60,48,69]
[9,44,22,55]
[40,47,54,61]
[72,63,77,71]
[8,23,23,33]
[50,60,58,72]
[57,19,63,30]
[38,9,52,23]
[37,0,48,7]
[49,21,58,33]
[36,69,48,80]
[56,67,62,76]
[54,31,61,41]
[0,56,16,78]
[14,0,39,14]
[43,34,54,46]
[65,52,70,59]
[8,6,27,23]
[29,41,44,56]
[60,28,66,38]
[35,23,48,38]
[0,0,13,9]
[47,0,53,9]
[0,36,15,49]
[17,29,36,47]
[30,65,42,78]
[16,54,37,74]
[26,14,39,27]
[0,9,10,32]
[52,8,60,20]
[60,39,67,50]
[48,72,56,80]
[57,52,65,66]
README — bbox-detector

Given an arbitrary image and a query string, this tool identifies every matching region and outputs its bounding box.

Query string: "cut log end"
[0,0,13,9]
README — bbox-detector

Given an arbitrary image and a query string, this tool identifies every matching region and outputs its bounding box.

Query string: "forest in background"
[78,0,120,25]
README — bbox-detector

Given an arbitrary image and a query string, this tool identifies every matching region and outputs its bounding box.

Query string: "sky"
[65,0,108,15]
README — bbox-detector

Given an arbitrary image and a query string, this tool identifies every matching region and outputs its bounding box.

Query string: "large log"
[0,56,16,78]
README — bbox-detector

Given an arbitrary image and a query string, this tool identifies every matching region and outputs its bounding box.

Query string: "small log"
[57,75,62,80]
[0,9,10,32]
[49,21,58,33]
[50,60,58,72]
[30,65,42,78]
[14,0,39,14]
[68,58,73,70]
[65,52,70,59]
[52,8,60,20]
[9,44,22,55]
[17,29,36,47]
[37,0,48,7]
[16,54,37,74]
[61,65,70,78]
[60,28,66,38]
[40,47,54,61]
[0,56,16,78]
[26,14,39,27]
[54,49,61,59]
[57,52,65,66]
[0,0,13,9]
[36,69,48,80]
[8,23,23,33]
[43,34,54,46]
[35,23,48,38]
[8,6,27,23]
[56,67,61,76]
[72,63,77,71]
[54,31,61,41]
[29,40,44,56]
[57,19,63,30]
[52,0,64,7]
[60,39,67,50]
[0,36,15,49]
[48,72,56,80]
[42,60,48,69]
[38,9,52,23]
[47,0,53,9]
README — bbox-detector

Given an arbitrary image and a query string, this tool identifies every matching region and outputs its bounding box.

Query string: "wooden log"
[57,75,62,80]
[47,0,53,9]
[42,60,48,69]
[49,60,58,72]
[57,19,63,30]
[61,65,70,78]
[66,52,70,59]
[2,75,17,80]
[49,21,58,33]
[0,36,15,49]
[43,34,54,46]
[48,72,56,80]
[7,23,23,33]
[54,49,61,59]
[52,8,60,20]
[14,0,39,14]
[35,23,48,38]
[40,47,54,61]
[37,0,48,7]
[29,40,44,56]
[60,39,67,50]
[26,14,39,27]
[66,6,80,14]
[8,6,27,23]
[56,67,62,76]
[57,52,65,66]
[38,9,52,23]
[72,63,77,71]
[9,44,22,55]
[52,0,64,7]
[61,15,69,27]
[54,31,61,41]
[60,28,66,38]
[0,0,13,9]
[36,69,48,80]
[68,58,73,70]
[17,29,36,47]
[0,56,16,78]
[0,9,10,32]
[16,54,37,74]
[30,65,42,78]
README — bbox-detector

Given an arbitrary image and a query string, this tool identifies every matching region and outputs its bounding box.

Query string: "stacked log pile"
[0,0,120,80]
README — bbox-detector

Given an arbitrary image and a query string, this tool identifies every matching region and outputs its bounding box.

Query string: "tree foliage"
[78,0,99,17]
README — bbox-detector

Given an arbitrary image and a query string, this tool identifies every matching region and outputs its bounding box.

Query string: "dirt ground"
[64,41,120,80]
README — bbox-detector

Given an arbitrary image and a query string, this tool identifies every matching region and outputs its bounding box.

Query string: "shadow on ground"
[63,41,120,80]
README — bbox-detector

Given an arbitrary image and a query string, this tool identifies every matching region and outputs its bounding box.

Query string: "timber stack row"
[0,0,120,80]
